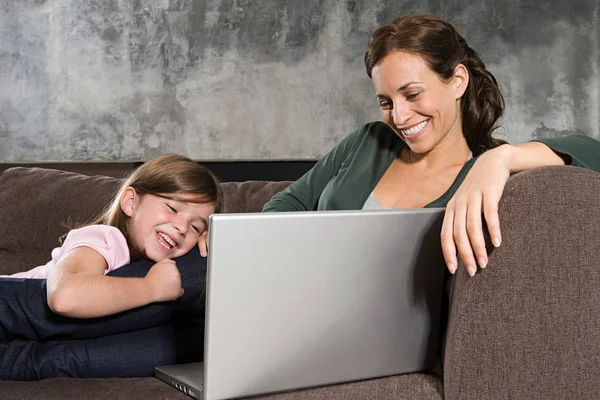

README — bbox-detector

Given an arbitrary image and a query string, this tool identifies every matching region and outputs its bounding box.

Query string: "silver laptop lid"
[204,209,446,400]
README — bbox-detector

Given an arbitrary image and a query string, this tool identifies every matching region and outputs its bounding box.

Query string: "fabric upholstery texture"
[444,166,600,400]
[221,180,292,213]
[0,378,192,400]
[0,167,122,275]
[0,372,443,400]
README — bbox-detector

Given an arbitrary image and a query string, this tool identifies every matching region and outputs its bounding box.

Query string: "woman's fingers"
[482,193,502,249]
[446,188,503,277]
[444,191,492,277]
[465,194,487,271]
[452,198,478,277]
[441,206,458,274]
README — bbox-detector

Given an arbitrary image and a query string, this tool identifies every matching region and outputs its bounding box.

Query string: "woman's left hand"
[441,142,565,276]
[440,146,511,277]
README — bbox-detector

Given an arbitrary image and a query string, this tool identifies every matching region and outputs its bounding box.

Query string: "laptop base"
[155,362,204,399]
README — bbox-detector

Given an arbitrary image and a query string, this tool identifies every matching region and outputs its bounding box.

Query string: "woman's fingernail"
[468,267,476,277]
[448,263,456,274]
[492,237,501,247]
[478,257,487,269]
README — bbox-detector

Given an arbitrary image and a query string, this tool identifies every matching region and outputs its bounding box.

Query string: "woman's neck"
[401,131,471,170]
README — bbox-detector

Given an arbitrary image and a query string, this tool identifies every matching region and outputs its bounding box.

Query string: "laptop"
[156,208,447,400]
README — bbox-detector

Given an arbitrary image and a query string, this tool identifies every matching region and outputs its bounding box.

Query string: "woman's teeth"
[158,232,176,249]
[400,120,428,136]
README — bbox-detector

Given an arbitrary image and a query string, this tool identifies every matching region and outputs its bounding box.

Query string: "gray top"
[362,152,473,210]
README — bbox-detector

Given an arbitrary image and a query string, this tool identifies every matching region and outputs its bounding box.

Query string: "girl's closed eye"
[191,224,200,234]
[166,204,177,213]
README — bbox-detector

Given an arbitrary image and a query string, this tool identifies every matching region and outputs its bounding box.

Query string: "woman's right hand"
[145,259,184,302]
[198,230,209,257]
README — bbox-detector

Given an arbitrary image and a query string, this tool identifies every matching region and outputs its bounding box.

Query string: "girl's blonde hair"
[67,154,224,258]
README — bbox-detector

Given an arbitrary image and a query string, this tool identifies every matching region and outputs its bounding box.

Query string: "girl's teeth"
[158,232,175,248]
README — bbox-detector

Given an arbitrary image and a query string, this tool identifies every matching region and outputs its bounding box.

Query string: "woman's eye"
[167,204,177,213]
[378,101,391,110]
[406,93,419,100]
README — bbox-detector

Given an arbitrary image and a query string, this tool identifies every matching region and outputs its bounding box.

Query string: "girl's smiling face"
[121,188,214,261]
[371,51,468,155]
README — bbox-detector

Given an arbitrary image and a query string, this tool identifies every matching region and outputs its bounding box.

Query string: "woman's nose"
[390,104,410,126]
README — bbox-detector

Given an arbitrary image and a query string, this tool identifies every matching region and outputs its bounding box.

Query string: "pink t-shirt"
[9,225,131,279]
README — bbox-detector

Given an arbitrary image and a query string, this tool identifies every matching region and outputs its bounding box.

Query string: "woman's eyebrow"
[376,81,424,98]
[396,81,423,91]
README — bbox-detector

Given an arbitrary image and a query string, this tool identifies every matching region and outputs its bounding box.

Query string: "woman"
[259,15,600,276]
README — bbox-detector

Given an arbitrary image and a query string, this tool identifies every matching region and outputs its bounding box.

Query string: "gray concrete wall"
[1,0,598,161]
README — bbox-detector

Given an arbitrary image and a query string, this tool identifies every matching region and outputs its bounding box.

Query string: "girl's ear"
[120,187,138,217]
[452,63,469,99]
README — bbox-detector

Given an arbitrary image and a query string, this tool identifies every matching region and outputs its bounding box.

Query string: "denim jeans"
[0,323,204,380]
[0,247,206,380]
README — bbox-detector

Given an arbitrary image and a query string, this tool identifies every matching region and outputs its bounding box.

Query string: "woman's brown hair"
[364,15,507,155]
[65,154,225,258]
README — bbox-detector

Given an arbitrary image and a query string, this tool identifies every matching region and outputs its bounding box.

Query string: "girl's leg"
[0,248,206,341]
[0,323,203,380]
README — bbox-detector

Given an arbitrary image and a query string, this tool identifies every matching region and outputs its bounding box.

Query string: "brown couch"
[0,165,599,400]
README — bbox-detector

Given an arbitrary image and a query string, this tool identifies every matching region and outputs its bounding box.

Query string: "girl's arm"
[46,247,184,318]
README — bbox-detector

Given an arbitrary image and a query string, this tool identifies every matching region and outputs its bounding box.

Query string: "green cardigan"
[263,121,600,211]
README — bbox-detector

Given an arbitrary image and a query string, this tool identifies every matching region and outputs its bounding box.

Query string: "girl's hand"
[145,259,184,302]
[441,146,511,277]
[198,230,209,257]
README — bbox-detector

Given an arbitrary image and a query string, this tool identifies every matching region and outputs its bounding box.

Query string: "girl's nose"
[173,217,188,237]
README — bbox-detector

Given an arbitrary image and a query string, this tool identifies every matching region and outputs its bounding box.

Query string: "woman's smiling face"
[371,51,468,155]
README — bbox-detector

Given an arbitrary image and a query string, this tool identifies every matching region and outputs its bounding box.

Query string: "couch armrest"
[443,166,600,400]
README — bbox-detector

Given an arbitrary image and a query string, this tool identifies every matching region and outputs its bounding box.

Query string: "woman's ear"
[452,63,469,99]
[120,187,138,217]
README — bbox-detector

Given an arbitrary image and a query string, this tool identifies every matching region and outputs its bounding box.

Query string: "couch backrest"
[0,167,290,275]
[444,165,600,399]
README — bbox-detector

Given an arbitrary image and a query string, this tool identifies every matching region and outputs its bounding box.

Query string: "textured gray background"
[0,0,598,161]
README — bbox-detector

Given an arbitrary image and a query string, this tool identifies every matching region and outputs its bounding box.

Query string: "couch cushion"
[444,166,600,400]
[252,371,443,400]
[0,167,122,275]
[221,181,291,213]
[0,377,190,400]
[0,371,442,400]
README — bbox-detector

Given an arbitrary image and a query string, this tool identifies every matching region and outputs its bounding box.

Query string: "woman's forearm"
[492,142,565,173]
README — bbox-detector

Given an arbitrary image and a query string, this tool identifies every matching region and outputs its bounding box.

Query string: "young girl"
[6,153,224,319]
